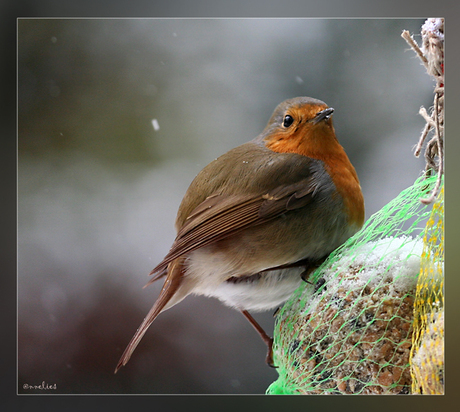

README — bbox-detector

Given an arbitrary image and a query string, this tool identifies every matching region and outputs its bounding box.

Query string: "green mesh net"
[267,174,444,395]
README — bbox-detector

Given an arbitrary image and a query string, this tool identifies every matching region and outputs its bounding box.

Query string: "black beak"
[312,107,334,124]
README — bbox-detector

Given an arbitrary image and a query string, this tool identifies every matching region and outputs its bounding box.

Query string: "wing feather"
[149,175,317,277]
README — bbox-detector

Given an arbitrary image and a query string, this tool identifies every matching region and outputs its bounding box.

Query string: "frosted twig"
[401,30,429,69]
[420,91,445,205]
[401,19,444,204]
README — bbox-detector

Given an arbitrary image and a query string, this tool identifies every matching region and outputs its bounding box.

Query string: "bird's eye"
[283,115,294,128]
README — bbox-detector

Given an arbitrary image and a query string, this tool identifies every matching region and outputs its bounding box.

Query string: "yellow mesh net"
[410,185,444,394]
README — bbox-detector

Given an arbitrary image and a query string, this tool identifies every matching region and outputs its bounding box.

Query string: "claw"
[265,337,278,368]
[301,270,313,283]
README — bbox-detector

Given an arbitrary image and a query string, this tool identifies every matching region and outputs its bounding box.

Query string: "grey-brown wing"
[148,175,318,278]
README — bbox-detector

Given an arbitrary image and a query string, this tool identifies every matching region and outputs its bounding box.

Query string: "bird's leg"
[240,310,277,368]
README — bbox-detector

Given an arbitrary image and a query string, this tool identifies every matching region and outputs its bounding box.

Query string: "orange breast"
[322,154,365,228]
[266,128,364,228]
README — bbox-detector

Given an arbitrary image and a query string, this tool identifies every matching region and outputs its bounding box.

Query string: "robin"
[115,96,364,372]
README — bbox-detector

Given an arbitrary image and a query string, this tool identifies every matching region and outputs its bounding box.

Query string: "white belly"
[191,264,305,312]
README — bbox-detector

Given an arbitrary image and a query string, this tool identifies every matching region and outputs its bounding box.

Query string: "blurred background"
[18,18,432,394]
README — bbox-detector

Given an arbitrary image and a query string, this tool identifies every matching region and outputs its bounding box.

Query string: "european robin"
[115,96,364,372]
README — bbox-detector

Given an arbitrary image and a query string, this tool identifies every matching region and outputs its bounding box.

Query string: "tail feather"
[115,259,184,373]
[144,267,167,288]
